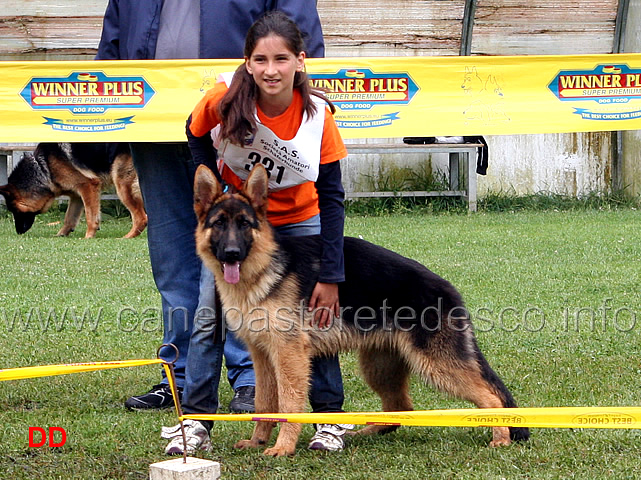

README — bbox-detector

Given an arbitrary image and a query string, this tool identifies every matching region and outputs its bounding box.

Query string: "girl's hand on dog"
[309,282,340,329]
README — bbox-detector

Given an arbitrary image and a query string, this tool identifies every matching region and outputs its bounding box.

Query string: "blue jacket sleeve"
[95,0,122,60]
[96,0,163,60]
[272,0,325,58]
[316,160,345,283]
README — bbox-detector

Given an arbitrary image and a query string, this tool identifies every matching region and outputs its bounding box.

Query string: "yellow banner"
[2,54,641,142]
[184,406,641,430]
[0,358,164,382]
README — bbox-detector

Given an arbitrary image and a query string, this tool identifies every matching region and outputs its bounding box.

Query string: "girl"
[179,10,351,453]
[187,11,346,323]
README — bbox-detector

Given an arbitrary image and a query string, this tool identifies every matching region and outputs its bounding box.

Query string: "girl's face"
[245,34,305,114]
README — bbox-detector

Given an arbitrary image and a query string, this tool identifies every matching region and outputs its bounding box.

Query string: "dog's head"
[1,152,56,234]
[194,164,270,285]
[0,184,38,234]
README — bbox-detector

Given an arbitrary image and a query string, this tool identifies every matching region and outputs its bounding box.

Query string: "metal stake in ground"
[157,343,188,463]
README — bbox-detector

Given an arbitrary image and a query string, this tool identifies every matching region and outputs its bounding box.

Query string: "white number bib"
[218,97,326,191]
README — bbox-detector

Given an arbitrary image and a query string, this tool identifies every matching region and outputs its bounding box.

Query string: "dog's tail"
[477,350,531,442]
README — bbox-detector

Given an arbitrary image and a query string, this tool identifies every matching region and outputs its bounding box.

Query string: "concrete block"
[149,457,221,480]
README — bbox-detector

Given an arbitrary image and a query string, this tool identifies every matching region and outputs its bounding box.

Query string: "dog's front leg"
[57,193,84,236]
[263,340,311,457]
[234,348,278,451]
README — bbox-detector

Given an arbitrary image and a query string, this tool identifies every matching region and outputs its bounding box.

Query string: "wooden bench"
[345,142,482,212]
[1,142,482,211]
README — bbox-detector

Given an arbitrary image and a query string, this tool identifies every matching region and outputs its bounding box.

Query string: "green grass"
[1,208,641,479]
[346,186,641,216]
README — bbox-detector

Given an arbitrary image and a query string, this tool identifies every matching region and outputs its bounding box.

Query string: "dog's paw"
[263,446,295,457]
[489,438,512,447]
[489,427,512,447]
[234,439,262,450]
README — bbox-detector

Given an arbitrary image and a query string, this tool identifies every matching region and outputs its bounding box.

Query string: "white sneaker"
[161,419,212,455]
[308,424,354,452]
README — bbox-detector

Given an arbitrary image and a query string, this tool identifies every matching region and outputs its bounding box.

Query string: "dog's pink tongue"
[223,262,241,284]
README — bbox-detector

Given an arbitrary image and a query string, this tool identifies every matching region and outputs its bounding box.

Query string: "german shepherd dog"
[193,164,529,456]
[0,143,146,238]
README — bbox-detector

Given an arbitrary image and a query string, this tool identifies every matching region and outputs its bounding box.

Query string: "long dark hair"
[216,11,334,146]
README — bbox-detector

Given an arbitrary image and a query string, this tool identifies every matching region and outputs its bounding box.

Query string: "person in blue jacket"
[96,0,348,454]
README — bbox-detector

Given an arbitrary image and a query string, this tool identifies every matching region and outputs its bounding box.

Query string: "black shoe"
[229,386,255,413]
[124,383,182,411]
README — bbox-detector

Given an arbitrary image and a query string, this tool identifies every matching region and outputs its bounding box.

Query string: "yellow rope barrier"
[2,347,640,431]
[183,406,641,430]
[0,358,164,382]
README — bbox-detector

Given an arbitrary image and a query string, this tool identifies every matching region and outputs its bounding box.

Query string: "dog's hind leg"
[354,347,413,436]
[235,348,279,451]
[75,179,102,238]
[112,153,147,238]
[57,193,84,236]
[410,345,527,447]
[115,179,147,238]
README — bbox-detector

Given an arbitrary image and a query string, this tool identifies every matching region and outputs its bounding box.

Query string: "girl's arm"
[316,160,346,284]
[309,159,346,328]
[186,114,224,183]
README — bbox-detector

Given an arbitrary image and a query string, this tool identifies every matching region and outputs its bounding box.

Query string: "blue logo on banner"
[21,71,155,113]
[548,64,641,120]
[335,112,400,128]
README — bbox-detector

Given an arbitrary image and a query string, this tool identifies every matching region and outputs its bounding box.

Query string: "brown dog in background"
[0,143,146,238]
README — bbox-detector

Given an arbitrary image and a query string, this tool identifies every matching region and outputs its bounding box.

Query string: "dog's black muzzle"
[14,211,36,234]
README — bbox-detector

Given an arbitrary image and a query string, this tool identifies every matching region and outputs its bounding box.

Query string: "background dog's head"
[0,151,56,234]
[194,165,270,284]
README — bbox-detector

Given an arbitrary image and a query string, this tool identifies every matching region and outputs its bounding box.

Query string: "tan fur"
[111,152,147,238]
[10,186,55,214]
[194,164,516,455]
[47,155,105,237]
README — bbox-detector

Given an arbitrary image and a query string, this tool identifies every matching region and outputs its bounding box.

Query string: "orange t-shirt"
[189,82,347,226]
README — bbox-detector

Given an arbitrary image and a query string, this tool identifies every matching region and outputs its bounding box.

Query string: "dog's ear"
[243,165,269,217]
[194,165,222,220]
[0,184,14,202]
